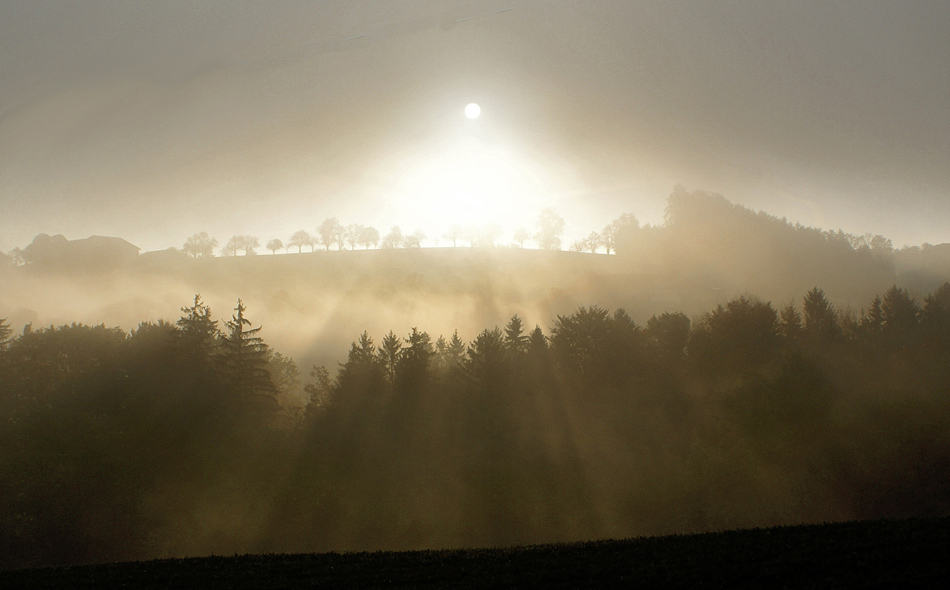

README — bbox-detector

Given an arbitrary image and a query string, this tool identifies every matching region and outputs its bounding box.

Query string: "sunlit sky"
[1,1,948,252]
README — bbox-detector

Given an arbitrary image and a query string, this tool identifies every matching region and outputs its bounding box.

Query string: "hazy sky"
[1,0,948,252]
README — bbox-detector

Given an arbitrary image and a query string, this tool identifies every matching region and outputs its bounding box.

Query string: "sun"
[464,103,481,119]
[388,137,547,242]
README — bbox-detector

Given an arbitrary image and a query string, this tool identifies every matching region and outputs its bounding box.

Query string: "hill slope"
[3,517,948,589]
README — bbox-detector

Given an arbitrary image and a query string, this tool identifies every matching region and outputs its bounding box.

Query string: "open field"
[3,517,947,589]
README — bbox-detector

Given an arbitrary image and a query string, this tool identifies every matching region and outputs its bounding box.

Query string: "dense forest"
[2,281,949,569]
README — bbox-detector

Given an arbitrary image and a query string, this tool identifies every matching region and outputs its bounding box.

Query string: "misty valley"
[2,190,950,570]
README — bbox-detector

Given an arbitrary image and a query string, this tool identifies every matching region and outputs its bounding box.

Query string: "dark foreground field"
[2,517,948,589]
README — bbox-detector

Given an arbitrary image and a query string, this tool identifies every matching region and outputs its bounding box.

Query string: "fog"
[2,1,950,571]
[3,191,950,567]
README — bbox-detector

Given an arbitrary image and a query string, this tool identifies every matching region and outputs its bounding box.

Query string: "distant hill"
[5,191,948,365]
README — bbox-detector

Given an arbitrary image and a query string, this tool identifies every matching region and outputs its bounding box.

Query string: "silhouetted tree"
[267,238,284,254]
[434,330,466,378]
[433,335,449,373]
[860,295,884,343]
[177,294,219,364]
[645,312,690,361]
[241,236,260,256]
[778,304,803,342]
[504,315,529,355]
[475,223,502,248]
[433,332,463,377]
[381,226,403,249]
[358,226,380,249]
[334,333,384,403]
[601,214,638,255]
[689,296,778,373]
[396,328,432,390]
[550,306,624,379]
[803,287,840,341]
[222,235,259,256]
[463,328,509,391]
[288,230,314,253]
[317,218,344,251]
[512,227,530,248]
[881,285,920,347]
[584,231,601,253]
[345,224,364,250]
[535,208,565,250]
[269,352,300,398]
[525,325,552,384]
[376,331,402,383]
[7,247,25,266]
[443,225,463,247]
[403,229,426,248]
[303,365,332,416]
[221,238,239,257]
[183,232,218,258]
[216,299,277,399]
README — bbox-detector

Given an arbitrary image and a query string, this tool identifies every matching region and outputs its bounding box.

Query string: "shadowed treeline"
[2,282,949,569]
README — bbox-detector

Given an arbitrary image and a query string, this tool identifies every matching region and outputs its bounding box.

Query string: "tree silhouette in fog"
[778,304,804,342]
[512,227,530,248]
[601,214,638,255]
[535,208,565,250]
[216,299,277,399]
[376,331,403,383]
[403,229,426,248]
[689,296,778,373]
[504,315,530,355]
[462,328,509,392]
[475,223,503,248]
[881,285,920,349]
[396,328,432,392]
[345,224,364,250]
[381,226,404,249]
[267,239,284,254]
[317,218,344,251]
[443,224,463,247]
[222,235,259,256]
[358,226,380,249]
[434,330,466,379]
[7,247,25,266]
[645,312,690,362]
[802,287,839,342]
[176,294,219,364]
[183,232,218,258]
[288,230,314,253]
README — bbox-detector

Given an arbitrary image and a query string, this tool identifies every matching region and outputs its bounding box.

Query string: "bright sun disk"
[465,103,481,119]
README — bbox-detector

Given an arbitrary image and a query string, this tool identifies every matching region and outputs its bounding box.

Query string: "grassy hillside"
[3,517,947,589]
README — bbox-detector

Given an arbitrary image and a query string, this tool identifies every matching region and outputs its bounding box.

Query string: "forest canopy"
[2,282,950,569]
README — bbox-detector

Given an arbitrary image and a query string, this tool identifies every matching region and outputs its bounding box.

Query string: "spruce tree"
[176,294,219,364]
[217,299,277,398]
[803,287,839,341]
[447,330,466,363]
[376,331,403,384]
[504,315,529,355]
